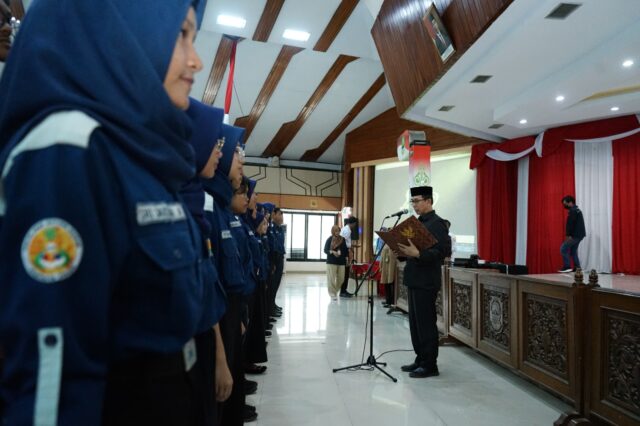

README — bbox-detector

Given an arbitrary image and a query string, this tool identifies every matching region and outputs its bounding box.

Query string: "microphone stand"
[332,213,404,383]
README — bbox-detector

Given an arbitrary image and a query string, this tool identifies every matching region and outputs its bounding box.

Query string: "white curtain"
[574,141,613,272]
[515,156,529,265]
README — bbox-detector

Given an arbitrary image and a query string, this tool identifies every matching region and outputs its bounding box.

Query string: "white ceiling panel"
[282,58,384,159]
[200,0,266,39]
[327,2,380,60]
[267,0,341,49]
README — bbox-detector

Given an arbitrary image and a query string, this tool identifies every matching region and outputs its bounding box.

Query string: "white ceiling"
[191,0,393,164]
[407,0,640,141]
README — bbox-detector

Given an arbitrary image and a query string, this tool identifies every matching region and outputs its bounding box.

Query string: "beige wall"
[244,165,342,198]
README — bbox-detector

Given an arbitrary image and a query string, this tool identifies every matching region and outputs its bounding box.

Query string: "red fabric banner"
[612,133,640,274]
[476,158,517,264]
[526,140,575,273]
[224,38,238,114]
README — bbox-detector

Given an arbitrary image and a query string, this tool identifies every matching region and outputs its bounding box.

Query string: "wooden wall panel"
[371,0,513,114]
[258,194,342,211]
[351,165,374,262]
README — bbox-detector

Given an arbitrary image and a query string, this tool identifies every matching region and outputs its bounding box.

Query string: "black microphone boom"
[384,209,409,219]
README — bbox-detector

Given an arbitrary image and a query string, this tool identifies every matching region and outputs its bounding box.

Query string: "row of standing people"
[0,0,286,424]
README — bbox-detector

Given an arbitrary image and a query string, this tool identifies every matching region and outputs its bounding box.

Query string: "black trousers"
[245,279,268,364]
[340,262,350,293]
[195,328,217,425]
[103,345,204,426]
[407,287,439,369]
[218,294,245,426]
[267,254,284,313]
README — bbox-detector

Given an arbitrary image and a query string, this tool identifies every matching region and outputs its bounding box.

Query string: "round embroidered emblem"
[21,218,84,283]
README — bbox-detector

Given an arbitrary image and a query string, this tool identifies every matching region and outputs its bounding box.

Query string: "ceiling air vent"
[471,75,492,83]
[488,124,504,129]
[545,3,581,19]
[438,105,455,111]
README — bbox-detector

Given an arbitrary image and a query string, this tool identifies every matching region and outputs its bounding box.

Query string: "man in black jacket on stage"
[559,195,586,273]
[396,186,451,378]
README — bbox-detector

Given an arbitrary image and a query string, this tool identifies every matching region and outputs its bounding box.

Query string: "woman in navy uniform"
[0,1,214,424]
[183,98,235,422]
[203,124,247,426]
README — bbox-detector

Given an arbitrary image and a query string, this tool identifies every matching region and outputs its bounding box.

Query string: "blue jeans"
[560,237,582,269]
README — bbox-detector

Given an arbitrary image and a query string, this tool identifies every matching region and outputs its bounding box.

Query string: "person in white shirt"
[339,217,358,297]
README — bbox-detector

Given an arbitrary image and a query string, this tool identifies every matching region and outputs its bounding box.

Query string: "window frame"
[282,209,338,262]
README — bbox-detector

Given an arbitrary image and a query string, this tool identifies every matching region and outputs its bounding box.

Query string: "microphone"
[384,209,409,219]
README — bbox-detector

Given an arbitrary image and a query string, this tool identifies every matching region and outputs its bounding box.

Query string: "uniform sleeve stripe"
[0,111,100,216]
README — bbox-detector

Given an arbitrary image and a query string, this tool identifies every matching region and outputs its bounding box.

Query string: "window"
[282,210,338,261]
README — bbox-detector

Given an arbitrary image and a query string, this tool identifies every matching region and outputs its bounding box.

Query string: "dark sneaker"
[558,268,573,273]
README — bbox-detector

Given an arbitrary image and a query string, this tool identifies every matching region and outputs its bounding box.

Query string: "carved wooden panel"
[395,262,408,312]
[482,285,510,350]
[605,311,640,417]
[436,287,444,317]
[525,294,568,380]
[452,281,472,333]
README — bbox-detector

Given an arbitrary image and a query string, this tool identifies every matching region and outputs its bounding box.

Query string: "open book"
[375,216,437,253]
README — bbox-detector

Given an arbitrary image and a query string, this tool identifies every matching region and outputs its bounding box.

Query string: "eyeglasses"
[215,137,225,151]
[235,145,246,162]
[409,197,425,204]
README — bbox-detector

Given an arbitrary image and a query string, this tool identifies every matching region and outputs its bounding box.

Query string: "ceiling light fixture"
[610,106,620,112]
[519,119,527,124]
[555,95,565,102]
[622,59,634,68]
[217,14,247,28]
[283,29,310,42]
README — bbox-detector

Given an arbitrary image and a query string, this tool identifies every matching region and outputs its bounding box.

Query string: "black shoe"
[274,304,283,310]
[401,362,419,372]
[245,403,256,412]
[244,380,258,395]
[271,311,282,318]
[265,330,272,337]
[243,405,258,422]
[340,292,353,298]
[266,323,273,330]
[558,267,573,273]
[409,367,439,378]
[269,317,277,323]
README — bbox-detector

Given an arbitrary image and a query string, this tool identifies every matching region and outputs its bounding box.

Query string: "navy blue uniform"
[267,223,286,314]
[0,1,211,424]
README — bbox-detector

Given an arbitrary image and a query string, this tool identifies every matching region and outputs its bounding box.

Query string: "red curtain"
[476,158,517,264]
[612,133,640,274]
[526,140,575,273]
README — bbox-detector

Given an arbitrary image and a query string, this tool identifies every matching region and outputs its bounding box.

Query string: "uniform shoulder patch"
[21,218,83,283]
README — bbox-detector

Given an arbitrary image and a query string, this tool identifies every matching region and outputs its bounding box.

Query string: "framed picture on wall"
[423,4,455,62]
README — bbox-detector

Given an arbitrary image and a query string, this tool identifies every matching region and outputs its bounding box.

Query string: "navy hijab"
[203,124,246,207]
[182,98,224,235]
[0,0,206,192]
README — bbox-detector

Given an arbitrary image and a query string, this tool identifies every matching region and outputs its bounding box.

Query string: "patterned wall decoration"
[481,285,510,351]
[525,294,568,379]
[436,289,444,318]
[244,165,342,198]
[605,310,640,417]
[452,281,472,333]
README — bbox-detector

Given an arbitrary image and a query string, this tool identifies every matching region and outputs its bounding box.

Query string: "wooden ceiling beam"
[314,0,359,52]
[235,45,304,142]
[301,73,385,161]
[253,0,285,42]
[201,36,237,106]
[9,0,24,19]
[261,54,358,158]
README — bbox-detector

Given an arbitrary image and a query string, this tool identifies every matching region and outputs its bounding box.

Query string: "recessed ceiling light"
[519,119,527,124]
[488,124,504,129]
[438,105,455,111]
[283,29,310,42]
[555,95,565,102]
[622,59,634,68]
[611,106,620,112]
[217,15,247,28]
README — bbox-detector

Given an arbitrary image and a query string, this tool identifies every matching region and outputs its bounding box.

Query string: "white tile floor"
[248,273,570,426]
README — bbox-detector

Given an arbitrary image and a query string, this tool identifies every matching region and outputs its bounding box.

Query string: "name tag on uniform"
[136,203,186,226]
[230,220,242,228]
[182,338,197,372]
[221,230,232,239]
